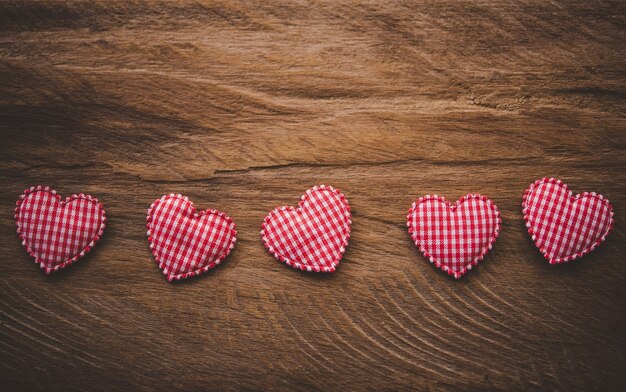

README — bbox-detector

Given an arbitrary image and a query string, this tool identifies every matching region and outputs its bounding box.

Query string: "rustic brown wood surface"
[1,1,625,391]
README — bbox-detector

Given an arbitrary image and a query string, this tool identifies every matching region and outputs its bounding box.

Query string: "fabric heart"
[407,194,501,278]
[261,185,351,272]
[522,178,614,264]
[15,186,106,273]
[146,194,237,281]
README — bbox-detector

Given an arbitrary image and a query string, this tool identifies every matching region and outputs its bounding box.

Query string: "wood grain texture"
[1,1,625,390]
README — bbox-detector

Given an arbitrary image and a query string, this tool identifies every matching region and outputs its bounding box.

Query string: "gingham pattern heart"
[261,185,351,272]
[15,185,106,273]
[522,178,614,264]
[407,194,501,278]
[146,194,237,281]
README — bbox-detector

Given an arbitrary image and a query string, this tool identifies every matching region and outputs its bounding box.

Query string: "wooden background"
[1,1,625,390]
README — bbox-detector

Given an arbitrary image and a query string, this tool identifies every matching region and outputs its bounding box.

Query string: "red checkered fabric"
[261,185,351,272]
[146,194,237,281]
[15,185,106,274]
[522,178,614,264]
[407,194,501,278]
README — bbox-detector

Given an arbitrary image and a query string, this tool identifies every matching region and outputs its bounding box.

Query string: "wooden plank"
[1,1,625,390]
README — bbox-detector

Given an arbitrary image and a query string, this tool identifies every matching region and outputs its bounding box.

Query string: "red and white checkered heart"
[146,194,237,281]
[407,194,501,278]
[261,185,351,272]
[15,186,106,274]
[522,178,614,264]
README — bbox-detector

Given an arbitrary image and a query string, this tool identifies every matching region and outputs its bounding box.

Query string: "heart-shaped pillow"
[146,194,237,281]
[15,186,106,273]
[407,194,501,278]
[522,178,614,264]
[261,185,351,272]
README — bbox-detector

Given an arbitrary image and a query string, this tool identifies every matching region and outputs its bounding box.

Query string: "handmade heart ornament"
[522,178,613,264]
[15,186,106,273]
[261,185,351,272]
[146,194,237,281]
[407,194,501,278]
